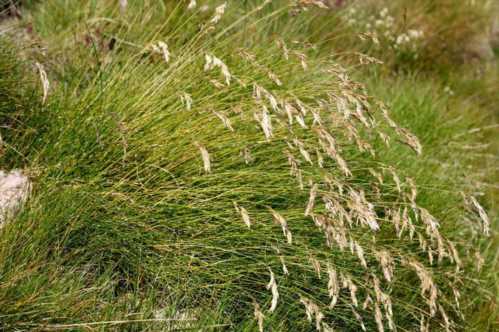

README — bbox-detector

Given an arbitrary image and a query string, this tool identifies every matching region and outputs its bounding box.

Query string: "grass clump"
[0,1,496,331]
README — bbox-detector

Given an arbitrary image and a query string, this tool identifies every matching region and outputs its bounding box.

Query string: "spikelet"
[268,71,282,86]
[380,107,398,129]
[475,251,484,272]
[387,167,401,193]
[369,168,384,185]
[316,127,352,176]
[181,93,193,111]
[316,149,324,168]
[187,0,197,10]
[309,256,321,279]
[419,207,440,233]
[195,142,211,173]
[348,189,379,231]
[299,296,325,331]
[375,250,394,283]
[438,305,451,332]
[265,93,280,113]
[378,132,391,147]
[295,51,308,70]
[155,41,171,63]
[363,295,373,310]
[35,62,49,104]
[234,202,251,228]
[447,240,462,270]
[405,259,438,316]
[327,263,340,308]
[210,79,225,89]
[284,102,296,125]
[258,106,273,141]
[311,109,322,126]
[285,149,300,177]
[470,196,490,236]
[210,2,227,24]
[279,255,289,275]
[354,241,368,269]
[300,146,313,165]
[351,306,367,331]
[213,111,234,131]
[204,54,231,85]
[276,39,289,60]
[253,301,265,332]
[270,208,292,245]
[266,268,279,312]
[305,184,318,216]
[374,302,384,332]
[295,113,308,128]
[342,274,358,307]
[396,127,422,155]
[419,314,429,332]
[406,177,417,206]
[119,0,127,14]
[241,147,254,165]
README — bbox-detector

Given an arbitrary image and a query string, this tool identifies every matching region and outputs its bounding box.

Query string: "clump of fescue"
[0,1,494,331]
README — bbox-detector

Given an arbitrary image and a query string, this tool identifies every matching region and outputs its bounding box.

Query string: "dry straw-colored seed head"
[266,268,279,313]
[35,62,49,104]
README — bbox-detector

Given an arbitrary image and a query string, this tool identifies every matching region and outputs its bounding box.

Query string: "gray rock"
[0,170,30,228]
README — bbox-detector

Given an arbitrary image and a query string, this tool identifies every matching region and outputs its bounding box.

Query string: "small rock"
[0,170,31,228]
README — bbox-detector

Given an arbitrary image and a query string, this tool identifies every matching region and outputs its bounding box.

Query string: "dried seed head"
[276,39,289,60]
[258,106,273,141]
[354,241,368,269]
[294,51,308,70]
[406,177,417,206]
[396,127,422,155]
[363,295,373,310]
[266,268,279,312]
[375,250,394,283]
[351,306,367,331]
[119,0,127,14]
[204,54,231,85]
[35,62,49,104]
[470,196,490,236]
[270,208,292,245]
[253,301,265,332]
[241,147,254,165]
[155,41,171,63]
[387,167,401,193]
[195,142,211,173]
[438,305,451,332]
[181,93,193,111]
[420,314,429,332]
[268,71,282,86]
[405,259,438,316]
[309,256,321,279]
[234,202,251,228]
[210,2,227,24]
[374,302,384,332]
[187,0,197,10]
[305,184,318,216]
[213,111,234,131]
[348,189,379,231]
[327,263,339,308]
[342,274,358,307]
[299,296,325,331]
[279,255,289,275]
